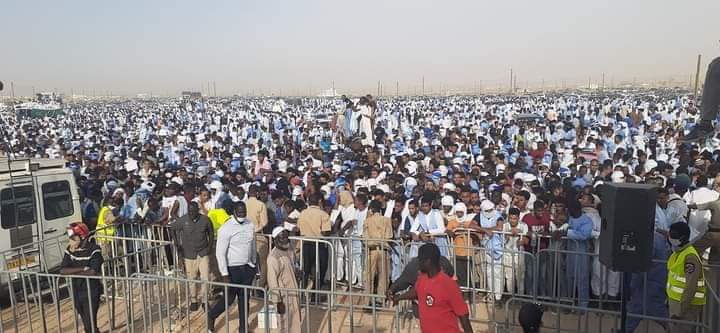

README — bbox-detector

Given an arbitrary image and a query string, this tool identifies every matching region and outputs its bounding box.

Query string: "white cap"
[140,181,156,192]
[292,186,303,197]
[209,180,223,190]
[454,202,467,214]
[406,161,418,176]
[367,178,378,187]
[611,171,625,183]
[438,165,449,177]
[443,183,457,192]
[288,210,301,219]
[271,226,287,239]
[404,177,418,189]
[321,185,332,199]
[377,184,391,194]
[278,160,288,173]
[354,179,367,191]
[441,195,454,207]
[522,174,537,183]
[171,176,184,186]
[480,200,495,211]
[497,164,506,172]
[644,159,658,173]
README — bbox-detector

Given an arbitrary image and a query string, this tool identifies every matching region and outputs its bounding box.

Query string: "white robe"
[357,105,374,146]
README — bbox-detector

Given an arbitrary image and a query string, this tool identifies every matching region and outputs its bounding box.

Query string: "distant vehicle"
[514,113,544,122]
[14,93,64,119]
[0,158,80,300]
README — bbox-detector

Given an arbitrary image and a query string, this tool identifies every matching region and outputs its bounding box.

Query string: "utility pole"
[10,82,14,99]
[602,73,605,91]
[396,81,399,96]
[332,80,335,95]
[213,81,217,97]
[422,76,425,96]
[588,76,592,90]
[694,54,702,100]
[479,80,482,94]
[509,68,513,93]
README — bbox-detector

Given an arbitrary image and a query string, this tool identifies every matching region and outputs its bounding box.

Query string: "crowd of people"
[3,71,720,332]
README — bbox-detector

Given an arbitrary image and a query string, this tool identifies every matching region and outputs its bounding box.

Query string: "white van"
[0,158,80,296]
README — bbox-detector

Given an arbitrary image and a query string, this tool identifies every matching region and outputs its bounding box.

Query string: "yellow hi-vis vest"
[207,208,230,238]
[96,206,115,243]
[666,245,706,305]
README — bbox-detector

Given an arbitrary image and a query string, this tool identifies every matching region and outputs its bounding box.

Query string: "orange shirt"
[447,218,478,257]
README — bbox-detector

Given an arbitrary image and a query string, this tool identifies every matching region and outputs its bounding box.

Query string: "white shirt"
[684,187,720,241]
[215,216,257,276]
[502,221,529,251]
[411,210,446,235]
[351,208,368,237]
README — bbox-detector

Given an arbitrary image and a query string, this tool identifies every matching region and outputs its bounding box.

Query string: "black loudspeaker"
[600,183,657,273]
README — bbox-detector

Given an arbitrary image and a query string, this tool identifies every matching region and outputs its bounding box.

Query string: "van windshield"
[1,186,36,229]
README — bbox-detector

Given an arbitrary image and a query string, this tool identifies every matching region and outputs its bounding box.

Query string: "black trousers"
[74,293,100,333]
[302,242,329,290]
[701,57,720,121]
[455,256,472,288]
[208,265,256,333]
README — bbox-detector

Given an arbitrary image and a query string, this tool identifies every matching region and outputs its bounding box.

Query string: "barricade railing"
[286,236,336,303]
[498,297,710,333]
[0,269,395,333]
[2,223,717,333]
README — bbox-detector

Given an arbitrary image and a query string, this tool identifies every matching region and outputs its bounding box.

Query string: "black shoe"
[190,302,199,312]
[680,123,714,142]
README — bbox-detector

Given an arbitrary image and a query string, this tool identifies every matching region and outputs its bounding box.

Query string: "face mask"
[669,238,682,250]
[482,210,495,219]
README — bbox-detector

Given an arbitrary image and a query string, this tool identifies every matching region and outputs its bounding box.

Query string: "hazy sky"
[2,0,719,96]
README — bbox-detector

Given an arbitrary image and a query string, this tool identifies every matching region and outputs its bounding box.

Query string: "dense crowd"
[3,87,720,332]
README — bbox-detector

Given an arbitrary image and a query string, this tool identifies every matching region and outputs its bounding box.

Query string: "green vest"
[96,206,115,242]
[666,245,706,305]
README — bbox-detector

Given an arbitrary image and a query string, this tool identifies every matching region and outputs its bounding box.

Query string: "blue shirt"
[567,214,592,240]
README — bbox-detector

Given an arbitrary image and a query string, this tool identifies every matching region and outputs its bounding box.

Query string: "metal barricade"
[0,269,400,333]
[498,297,711,333]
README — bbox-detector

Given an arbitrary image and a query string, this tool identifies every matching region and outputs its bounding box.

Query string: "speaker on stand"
[599,183,657,333]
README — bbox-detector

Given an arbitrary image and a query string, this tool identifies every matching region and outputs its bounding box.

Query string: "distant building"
[317,88,340,97]
[181,91,202,101]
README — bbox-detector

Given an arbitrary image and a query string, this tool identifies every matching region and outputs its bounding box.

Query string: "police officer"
[60,222,104,333]
[667,222,706,333]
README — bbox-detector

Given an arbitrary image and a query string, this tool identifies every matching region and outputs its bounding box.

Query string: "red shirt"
[416,271,469,333]
[522,212,550,252]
